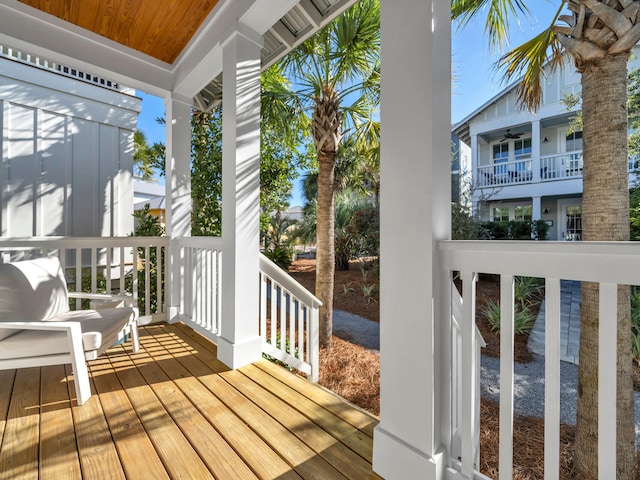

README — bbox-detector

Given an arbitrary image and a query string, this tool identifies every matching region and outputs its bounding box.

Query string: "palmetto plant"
[453,1,640,476]
[278,0,380,348]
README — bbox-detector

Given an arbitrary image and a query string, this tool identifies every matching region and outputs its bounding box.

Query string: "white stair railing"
[450,282,485,471]
[259,254,322,382]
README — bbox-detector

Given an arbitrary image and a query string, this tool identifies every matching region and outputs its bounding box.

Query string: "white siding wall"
[0,59,140,237]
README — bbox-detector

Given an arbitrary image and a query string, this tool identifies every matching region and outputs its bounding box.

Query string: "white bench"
[0,256,139,405]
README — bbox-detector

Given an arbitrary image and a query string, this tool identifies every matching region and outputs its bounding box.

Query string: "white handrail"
[439,239,640,479]
[259,253,322,381]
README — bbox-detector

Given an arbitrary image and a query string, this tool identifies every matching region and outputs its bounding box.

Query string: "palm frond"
[495,14,564,111]
[452,0,534,50]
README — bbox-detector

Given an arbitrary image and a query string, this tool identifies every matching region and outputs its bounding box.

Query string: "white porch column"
[217,24,263,369]
[374,1,452,479]
[470,133,480,214]
[532,196,542,221]
[165,94,192,323]
[531,119,541,183]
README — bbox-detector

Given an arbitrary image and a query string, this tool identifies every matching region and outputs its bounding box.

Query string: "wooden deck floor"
[0,323,381,480]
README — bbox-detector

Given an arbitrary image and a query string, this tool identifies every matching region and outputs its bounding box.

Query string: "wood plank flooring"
[0,322,381,479]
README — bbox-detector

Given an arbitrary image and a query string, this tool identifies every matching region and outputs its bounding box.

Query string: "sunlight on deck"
[0,323,380,480]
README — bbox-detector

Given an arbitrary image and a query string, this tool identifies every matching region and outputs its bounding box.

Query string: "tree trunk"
[316,151,336,348]
[575,53,635,480]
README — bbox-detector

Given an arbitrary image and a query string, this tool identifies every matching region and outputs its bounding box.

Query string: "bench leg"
[131,322,140,352]
[68,325,91,405]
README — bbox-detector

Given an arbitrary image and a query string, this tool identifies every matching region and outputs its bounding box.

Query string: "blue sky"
[136,2,562,206]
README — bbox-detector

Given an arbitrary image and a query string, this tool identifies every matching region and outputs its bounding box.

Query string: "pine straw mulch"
[287,258,639,479]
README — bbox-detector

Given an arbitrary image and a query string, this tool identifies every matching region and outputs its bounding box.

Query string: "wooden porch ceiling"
[18,0,219,64]
[0,322,380,479]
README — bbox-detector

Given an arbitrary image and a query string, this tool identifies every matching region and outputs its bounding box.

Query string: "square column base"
[373,426,444,480]
[216,335,262,369]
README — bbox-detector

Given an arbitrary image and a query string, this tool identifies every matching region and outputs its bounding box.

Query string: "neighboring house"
[453,48,640,240]
[0,45,140,237]
[133,179,166,228]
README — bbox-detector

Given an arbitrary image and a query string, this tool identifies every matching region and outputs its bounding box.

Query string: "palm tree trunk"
[316,152,336,348]
[575,53,635,479]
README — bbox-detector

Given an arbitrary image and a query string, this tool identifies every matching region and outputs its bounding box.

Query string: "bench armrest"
[67,292,135,308]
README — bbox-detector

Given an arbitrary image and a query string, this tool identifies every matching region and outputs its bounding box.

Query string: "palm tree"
[133,130,163,180]
[453,1,640,478]
[279,0,380,348]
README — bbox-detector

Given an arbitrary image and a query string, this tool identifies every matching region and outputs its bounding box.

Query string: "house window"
[493,207,509,222]
[514,138,532,161]
[566,131,582,152]
[492,142,509,163]
[514,205,532,221]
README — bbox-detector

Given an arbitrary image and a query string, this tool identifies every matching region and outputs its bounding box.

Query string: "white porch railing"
[477,159,533,187]
[0,237,169,322]
[171,237,223,340]
[450,284,486,471]
[259,254,322,382]
[439,240,640,480]
[0,237,321,380]
[540,151,583,181]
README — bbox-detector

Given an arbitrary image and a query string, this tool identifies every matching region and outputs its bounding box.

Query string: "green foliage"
[68,269,107,310]
[452,203,481,240]
[191,108,223,236]
[133,130,164,180]
[481,300,536,336]
[263,246,294,270]
[478,220,547,240]
[133,204,165,237]
[129,205,165,315]
[481,276,542,337]
[514,276,544,306]
[263,332,299,371]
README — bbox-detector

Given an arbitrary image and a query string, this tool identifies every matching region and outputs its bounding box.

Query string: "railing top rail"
[0,236,169,249]
[478,158,532,168]
[540,150,583,160]
[173,236,224,250]
[439,240,640,285]
[259,253,323,308]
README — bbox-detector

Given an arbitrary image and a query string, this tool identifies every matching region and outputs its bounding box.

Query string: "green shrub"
[481,300,536,336]
[263,246,293,270]
[514,276,544,307]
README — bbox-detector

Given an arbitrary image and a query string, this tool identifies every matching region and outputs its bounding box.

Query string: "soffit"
[18,0,218,64]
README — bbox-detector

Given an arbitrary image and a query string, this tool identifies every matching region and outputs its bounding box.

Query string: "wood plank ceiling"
[18,0,219,64]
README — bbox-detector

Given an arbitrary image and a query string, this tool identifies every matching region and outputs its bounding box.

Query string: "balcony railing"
[477,150,638,189]
[540,152,583,180]
[477,159,533,187]
[439,240,640,479]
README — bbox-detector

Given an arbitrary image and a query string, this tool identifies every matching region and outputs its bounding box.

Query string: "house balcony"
[476,150,638,189]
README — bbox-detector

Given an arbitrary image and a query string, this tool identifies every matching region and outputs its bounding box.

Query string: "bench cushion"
[0,306,136,360]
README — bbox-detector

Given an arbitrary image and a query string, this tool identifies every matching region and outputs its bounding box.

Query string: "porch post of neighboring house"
[531,119,541,183]
[165,94,192,323]
[470,133,480,212]
[217,24,263,369]
[532,196,542,221]
[374,1,452,479]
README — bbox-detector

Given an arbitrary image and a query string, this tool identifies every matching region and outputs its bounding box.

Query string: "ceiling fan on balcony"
[500,129,522,141]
